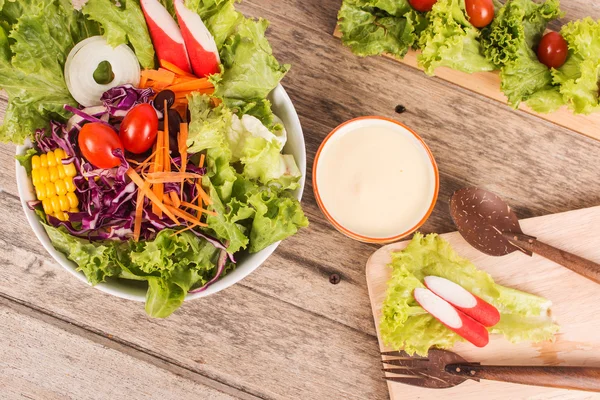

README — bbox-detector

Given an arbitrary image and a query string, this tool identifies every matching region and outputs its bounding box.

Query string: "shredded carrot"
[141,69,175,85]
[164,100,172,173]
[196,182,213,206]
[126,168,178,224]
[178,123,189,193]
[199,153,205,168]
[165,204,208,227]
[211,98,222,107]
[139,75,148,88]
[168,79,213,92]
[173,76,198,84]
[133,188,145,242]
[163,194,173,206]
[152,130,164,217]
[169,191,181,208]
[170,222,205,237]
[160,59,196,78]
[181,201,218,216]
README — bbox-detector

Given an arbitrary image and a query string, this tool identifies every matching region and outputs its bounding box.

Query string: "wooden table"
[1,1,599,399]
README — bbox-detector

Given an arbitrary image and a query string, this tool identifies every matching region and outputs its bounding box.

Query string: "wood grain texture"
[366,206,600,400]
[333,27,600,141]
[0,0,599,399]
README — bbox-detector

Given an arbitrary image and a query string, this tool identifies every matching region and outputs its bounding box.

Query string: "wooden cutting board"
[366,206,600,400]
[333,26,600,142]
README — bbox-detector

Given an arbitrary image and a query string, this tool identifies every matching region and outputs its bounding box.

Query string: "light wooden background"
[1,1,599,399]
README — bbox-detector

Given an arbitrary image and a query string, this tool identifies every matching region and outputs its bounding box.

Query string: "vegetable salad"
[338,0,600,114]
[5,0,308,317]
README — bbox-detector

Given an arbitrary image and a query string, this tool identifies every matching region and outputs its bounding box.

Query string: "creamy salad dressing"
[316,121,435,239]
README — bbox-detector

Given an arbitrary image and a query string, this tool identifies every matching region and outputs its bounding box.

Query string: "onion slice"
[65,36,141,107]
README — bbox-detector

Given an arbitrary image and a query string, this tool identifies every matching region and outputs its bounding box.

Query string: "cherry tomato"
[537,32,568,69]
[409,0,437,13]
[465,0,494,28]
[78,123,124,169]
[119,104,159,154]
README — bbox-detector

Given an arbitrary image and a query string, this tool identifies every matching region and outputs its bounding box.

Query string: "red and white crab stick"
[414,288,489,348]
[424,276,501,327]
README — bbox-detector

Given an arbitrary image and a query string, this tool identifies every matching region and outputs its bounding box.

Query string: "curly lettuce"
[0,0,99,144]
[82,0,155,69]
[338,0,426,58]
[418,0,495,75]
[381,233,559,356]
[552,18,600,114]
[481,0,564,111]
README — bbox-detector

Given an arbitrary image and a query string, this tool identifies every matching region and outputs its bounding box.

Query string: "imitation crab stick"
[424,276,501,327]
[141,0,192,74]
[414,288,489,348]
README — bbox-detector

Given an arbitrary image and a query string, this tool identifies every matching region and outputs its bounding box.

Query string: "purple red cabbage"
[101,84,154,116]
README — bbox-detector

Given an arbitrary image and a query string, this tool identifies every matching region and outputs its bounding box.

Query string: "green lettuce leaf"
[184,0,243,49]
[338,0,426,58]
[15,148,38,174]
[211,18,289,102]
[0,0,98,144]
[82,0,155,69]
[381,233,559,356]
[247,188,308,253]
[552,18,600,114]
[481,0,563,111]
[418,0,495,75]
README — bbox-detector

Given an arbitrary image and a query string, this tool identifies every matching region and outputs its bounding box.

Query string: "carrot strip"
[169,191,181,208]
[168,79,213,92]
[139,75,148,88]
[152,130,164,217]
[164,100,171,173]
[196,183,213,205]
[141,69,175,84]
[146,172,202,180]
[173,76,198,84]
[170,222,205,237]
[160,59,196,78]
[199,153,205,168]
[126,168,178,224]
[179,123,189,194]
[133,188,145,242]
[165,204,208,227]
[181,201,218,216]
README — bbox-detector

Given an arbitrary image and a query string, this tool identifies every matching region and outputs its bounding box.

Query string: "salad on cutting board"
[3,0,308,317]
[338,0,600,115]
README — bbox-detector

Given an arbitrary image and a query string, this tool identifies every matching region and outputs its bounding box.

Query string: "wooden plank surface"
[332,26,600,142]
[0,0,599,399]
[366,206,600,399]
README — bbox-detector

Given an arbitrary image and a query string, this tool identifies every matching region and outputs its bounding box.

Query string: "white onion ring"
[65,36,141,107]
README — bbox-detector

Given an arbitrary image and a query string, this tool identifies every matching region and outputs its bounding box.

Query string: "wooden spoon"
[449,187,600,285]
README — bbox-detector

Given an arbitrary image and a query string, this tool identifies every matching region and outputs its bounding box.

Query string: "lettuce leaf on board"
[82,0,155,69]
[552,18,600,114]
[0,0,99,144]
[481,0,564,111]
[338,0,426,58]
[417,0,495,75]
[381,233,559,356]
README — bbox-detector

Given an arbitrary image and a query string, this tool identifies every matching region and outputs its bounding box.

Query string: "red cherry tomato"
[537,32,568,69]
[409,0,437,13]
[465,0,494,28]
[78,123,124,169]
[119,104,159,154]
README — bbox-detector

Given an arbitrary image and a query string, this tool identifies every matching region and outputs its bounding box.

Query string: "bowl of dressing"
[313,116,439,243]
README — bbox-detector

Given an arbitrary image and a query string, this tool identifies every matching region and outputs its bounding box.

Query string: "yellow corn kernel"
[42,198,53,214]
[58,195,70,212]
[50,196,61,215]
[39,168,49,184]
[35,186,46,201]
[45,182,57,199]
[57,164,66,180]
[47,151,56,167]
[65,178,76,193]
[66,192,79,209]
[69,208,79,213]
[39,153,48,168]
[48,166,59,182]
[54,149,66,164]
[31,169,40,187]
[55,180,67,196]
[63,163,76,177]
[54,212,66,221]
[31,155,41,170]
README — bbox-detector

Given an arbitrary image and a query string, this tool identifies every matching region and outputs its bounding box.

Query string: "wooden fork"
[382,349,600,392]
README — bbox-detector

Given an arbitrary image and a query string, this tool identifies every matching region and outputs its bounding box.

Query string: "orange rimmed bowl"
[312,116,439,244]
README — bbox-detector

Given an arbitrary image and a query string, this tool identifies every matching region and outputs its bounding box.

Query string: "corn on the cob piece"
[31,149,79,221]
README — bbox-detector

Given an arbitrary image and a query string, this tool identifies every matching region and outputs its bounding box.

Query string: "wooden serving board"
[333,26,600,142]
[366,206,600,400]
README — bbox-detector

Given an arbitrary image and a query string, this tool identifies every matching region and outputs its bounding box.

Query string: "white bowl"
[15,84,306,302]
